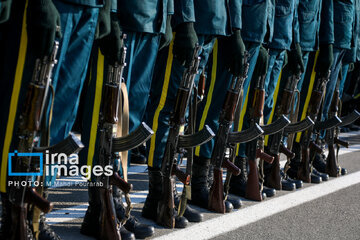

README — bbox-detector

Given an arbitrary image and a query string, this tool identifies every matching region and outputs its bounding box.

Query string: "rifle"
[96,36,154,239]
[8,40,83,240]
[265,73,314,190]
[245,55,290,201]
[208,56,264,213]
[324,80,360,177]
[177,71,207,217]
[157,45,215,228]
[297,71,342,182]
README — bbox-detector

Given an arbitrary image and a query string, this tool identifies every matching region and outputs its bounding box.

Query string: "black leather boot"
[287,142,306,181]
[130,146,147,164]
[281,170,303,189]
[190,156,234,213]
[81,187,132,240]
[264,156,295,191]
[113,186,154,239]
[38,189,61,240]
[81,187,101,238]
[229,157,248,197]
[142,167,188,228]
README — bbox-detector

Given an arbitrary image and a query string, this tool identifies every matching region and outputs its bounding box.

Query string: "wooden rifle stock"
[266,154,281,190]
[326,144,339,177]
[208,168,226,213]
[157,175,175,228]
[246,159,262,201]
[99,188,121,240]
[299,146,311,183]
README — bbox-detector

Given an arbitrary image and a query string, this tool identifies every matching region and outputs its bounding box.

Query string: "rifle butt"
[298,147,311,183]
[266,154,281,190]
[157,177,175,228]
[110,172,133,194]
[326,144,340,177]
[26,188,53,213]
[246,159,262,201]
[208,168,226,213]
[99,188,121,240]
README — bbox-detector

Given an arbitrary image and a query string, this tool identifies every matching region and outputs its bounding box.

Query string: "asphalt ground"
[1,130,360,239]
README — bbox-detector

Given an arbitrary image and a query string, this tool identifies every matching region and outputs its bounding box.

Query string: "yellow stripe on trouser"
[264,69,283,146]
[296,50,319,142]
[86,50,105,172]
[195,40,218,157]
[148,40,174,167]
[1,3,28,193]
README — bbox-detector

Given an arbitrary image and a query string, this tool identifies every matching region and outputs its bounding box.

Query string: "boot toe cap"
[225,201,234,213]
[262,187,276,198]
[281,180,296,191]
[184,205,203,222]
[311,173,322,184]
[124,218,155,239]
[226,195,243,209]
[175,216,188,228]
[121,226,136,240]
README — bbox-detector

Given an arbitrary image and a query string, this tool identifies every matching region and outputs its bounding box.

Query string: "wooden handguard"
[19,83,46,131]
[172,165,190,185]
[279,89,293,115]
[309,141,323,154]
[222,159,241,176]
[279,144,295,159]
[208,168,226,213]
[198,73,206,100]
[253,90,265,118]
[103,84,120,124]
[335,137,349,148]
[256,149,274,164]
[26,188,53,213]
[110,172,133,194]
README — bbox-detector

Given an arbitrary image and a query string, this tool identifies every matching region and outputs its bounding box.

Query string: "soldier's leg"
[321,47,346,124]
[144,35,214,224]
[263,49,286,124]
[79,32,158,239]
[193,38,245,210]
[0,1,36,238]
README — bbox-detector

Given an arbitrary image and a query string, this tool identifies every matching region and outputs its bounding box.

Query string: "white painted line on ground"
[155,170,360,240]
